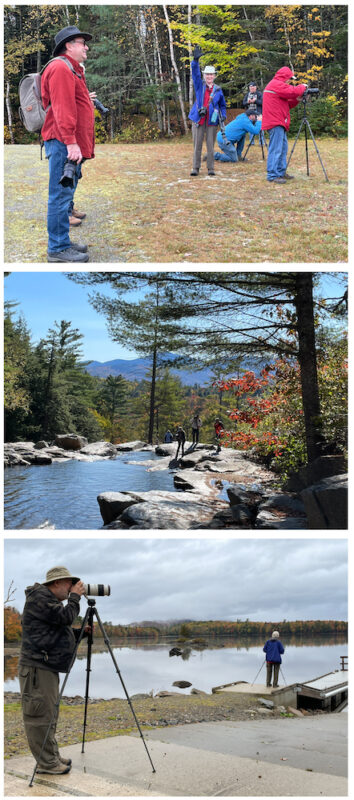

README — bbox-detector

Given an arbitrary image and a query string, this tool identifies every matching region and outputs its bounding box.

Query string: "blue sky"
[4,271,347,363]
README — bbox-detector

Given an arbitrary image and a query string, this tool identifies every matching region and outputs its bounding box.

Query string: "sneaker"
[284,173,295,180]
[272,178,286,184]
[71,208,86,219]
[37,763,71,775]
[208,170,215,176]
[59,756,72,766]
[190,169,199,176]
[47,247,89,263]
[69,242,88,253]
[69,215,82,227]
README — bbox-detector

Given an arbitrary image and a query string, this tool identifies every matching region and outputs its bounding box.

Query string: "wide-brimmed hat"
[203,65,216,75]
[42,566,80,585]
[53,25,92,57]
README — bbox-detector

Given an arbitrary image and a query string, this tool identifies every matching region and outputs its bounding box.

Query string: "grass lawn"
[4,137,347,263]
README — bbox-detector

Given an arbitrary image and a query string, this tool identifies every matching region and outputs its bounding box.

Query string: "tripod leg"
[29,607,91,787]
[305,123,310,176]
[82,605,94,753]
[93,607,156,773]
[305,120,330,182]
[251,659,266,685]
[286,118,305,170]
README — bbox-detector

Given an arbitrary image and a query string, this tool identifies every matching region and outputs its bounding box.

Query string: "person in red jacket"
[41,26,95,261]
[261,66,307,183]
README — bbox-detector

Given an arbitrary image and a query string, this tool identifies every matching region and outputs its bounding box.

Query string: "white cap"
[203,65,216,75]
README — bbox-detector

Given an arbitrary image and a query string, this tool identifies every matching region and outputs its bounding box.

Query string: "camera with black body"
[94,98,110,117]
[198,106,208,118]
[59,159,77,188]
[303,87,319,98]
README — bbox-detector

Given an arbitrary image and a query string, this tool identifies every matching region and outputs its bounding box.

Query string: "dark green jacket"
[19,583,81,673]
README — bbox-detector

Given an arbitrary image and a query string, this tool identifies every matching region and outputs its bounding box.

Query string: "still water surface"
[4,451,176,529]
[5,639,346,698]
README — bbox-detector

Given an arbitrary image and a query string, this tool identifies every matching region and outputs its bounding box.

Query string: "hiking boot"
[36,763,71,775]
[272,177,286,184]
[59,756,72,766]
[190,168,199,176]
[71,207,86,219]
[284,173,294,180]
[208,170,215,176]
[47,247,89,263]
[70,242,88,253]
[69,215,82,227]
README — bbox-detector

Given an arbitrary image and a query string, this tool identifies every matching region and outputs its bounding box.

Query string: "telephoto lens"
[83,584,111,596]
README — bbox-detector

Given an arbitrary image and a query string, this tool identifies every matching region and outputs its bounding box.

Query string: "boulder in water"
[55,434,88,451]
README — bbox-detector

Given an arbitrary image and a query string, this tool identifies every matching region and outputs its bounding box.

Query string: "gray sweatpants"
[19,664,60,768]
[192,122,218,171]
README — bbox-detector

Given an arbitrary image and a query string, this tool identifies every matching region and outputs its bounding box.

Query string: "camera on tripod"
[303,87,319,98]
[72,580,111,596]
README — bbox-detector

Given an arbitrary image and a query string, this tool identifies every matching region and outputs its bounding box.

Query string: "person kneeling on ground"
[214,108,262,163]
[189,46,226,177]
[263,630,285,688]
[41,25,95,261]
[262,66,307,183]
[19,566,88,774]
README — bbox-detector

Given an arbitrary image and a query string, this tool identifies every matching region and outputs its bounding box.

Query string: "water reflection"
[5,636,347,698]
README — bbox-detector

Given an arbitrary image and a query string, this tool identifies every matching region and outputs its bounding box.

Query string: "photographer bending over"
[262,66,307,183]
[214,108,262,163]
[189,46,226,176]
[19,566,87,774]
[41,25,95,261]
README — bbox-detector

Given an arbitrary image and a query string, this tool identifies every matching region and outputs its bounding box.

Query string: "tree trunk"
[188,5,194,109]
[163,5,189,134]
[148,345,157,444]
[294,273,325,463]
[5,82,15,144]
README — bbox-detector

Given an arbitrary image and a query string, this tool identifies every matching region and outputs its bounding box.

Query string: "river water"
[4,451,176,530]
[5,638,347,699]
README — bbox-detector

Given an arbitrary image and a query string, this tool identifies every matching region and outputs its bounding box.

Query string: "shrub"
[114,117,161,143]
[289,94,347,137]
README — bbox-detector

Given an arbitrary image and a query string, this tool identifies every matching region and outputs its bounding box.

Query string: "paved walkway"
[4,715,347,796]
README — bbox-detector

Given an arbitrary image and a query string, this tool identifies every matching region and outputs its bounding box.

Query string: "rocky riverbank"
[4,437,347,529]
[4,689,319,760]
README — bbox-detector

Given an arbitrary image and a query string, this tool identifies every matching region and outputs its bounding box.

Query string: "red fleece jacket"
[41,55,95,158]
[261,67,307,132]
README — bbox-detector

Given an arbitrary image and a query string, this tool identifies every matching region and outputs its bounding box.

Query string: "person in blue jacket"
[189,46,226,176]
[214,108,262,163]
[263,630,285,688]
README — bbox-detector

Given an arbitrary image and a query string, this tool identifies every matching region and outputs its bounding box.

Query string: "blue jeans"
[44,139,81,253]
[214,135,245,162]
[267,126,288,181]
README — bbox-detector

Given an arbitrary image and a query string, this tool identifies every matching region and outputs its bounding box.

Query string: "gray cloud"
[4,538,347,624]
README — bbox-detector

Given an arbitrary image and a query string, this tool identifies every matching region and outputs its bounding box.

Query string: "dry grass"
[4,137,347,263]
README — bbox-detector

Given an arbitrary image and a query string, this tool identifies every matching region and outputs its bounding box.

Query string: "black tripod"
[242,129,268,161]
[29,599,156,787]
[287,95,329,181]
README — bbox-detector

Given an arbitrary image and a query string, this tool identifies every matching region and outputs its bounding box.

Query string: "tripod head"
[87,598,96,607]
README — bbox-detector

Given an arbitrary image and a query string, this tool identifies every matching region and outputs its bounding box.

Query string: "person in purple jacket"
[263,630,285,687]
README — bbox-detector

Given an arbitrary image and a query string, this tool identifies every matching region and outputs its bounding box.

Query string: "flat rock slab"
[5,717,347,795]
[115,440,147,451]
[120,498,224,529]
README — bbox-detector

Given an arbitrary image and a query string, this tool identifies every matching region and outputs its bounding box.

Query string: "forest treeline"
[4,605,348,643]
[4,4,348,144]
[5,272,348,480]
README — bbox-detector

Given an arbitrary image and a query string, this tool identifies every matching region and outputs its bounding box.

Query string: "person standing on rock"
[191,414,202,446]
[263,630,285,688]
[176,426,186,459]
[18,566,87,774]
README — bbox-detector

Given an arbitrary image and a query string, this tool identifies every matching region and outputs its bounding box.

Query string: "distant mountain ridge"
[86,355,214,386]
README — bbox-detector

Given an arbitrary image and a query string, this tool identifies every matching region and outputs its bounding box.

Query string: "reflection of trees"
[4,655,19,681]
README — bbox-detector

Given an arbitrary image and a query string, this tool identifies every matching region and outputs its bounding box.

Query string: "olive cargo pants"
[266,661,280,687]
[19,665,61,768]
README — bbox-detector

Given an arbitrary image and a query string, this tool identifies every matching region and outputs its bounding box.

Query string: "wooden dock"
[212,670,348,711]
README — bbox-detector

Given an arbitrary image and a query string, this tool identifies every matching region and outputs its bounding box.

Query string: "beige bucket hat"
[42,566,80,585]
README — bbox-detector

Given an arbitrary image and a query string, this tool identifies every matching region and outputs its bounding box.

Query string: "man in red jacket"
[41,26,95,261]
[261,66,307,184]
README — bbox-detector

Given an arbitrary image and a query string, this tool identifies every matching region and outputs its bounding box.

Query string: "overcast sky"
[4,271,347,362]
[4,538,347,624]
